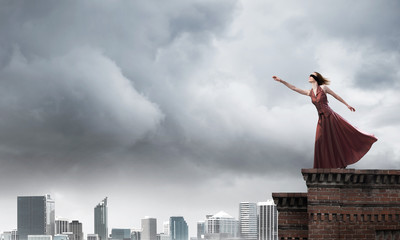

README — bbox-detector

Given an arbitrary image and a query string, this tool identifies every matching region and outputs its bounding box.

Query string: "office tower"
[69,221,83,240]
[87,235,99,240]
[141,217,157,240]
[196,221,205,240]
[257,201,277,240]
[94,198,108,240]
[239,202,258,240]
[163,222,169,236]
[55,219,69,235]
[204,211,239,240]
[111,229,130,240]
[130,230,141,240]
[169,217,188,240]
[18,195,55,240]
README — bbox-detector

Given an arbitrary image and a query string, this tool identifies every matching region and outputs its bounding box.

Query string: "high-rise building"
[169,217,188,240]
[196,221,205,240]
[69,221,83,240]
[204,211,239,240]
[55,219,69,235]
[163,222,169,236]
[257,201,277,240]
[141,217,156,240]
[111,229,130,240]
[94,198,108,240]
[18,195,55,240]
[239,202,258,240]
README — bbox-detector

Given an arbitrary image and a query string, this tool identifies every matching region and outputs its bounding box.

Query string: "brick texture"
[273,169,400,240]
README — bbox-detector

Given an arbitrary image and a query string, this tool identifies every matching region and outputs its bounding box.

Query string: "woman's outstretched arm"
[322,85,356,112]
[272,76,310,96]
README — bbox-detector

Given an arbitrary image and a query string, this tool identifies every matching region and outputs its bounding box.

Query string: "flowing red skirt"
[313,111,377,168]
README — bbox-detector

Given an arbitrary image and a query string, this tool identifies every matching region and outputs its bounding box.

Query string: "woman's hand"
[272,76,282,82]
[347,105,356,112]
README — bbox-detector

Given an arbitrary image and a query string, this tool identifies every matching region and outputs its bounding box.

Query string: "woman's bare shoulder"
[320,85,331,93]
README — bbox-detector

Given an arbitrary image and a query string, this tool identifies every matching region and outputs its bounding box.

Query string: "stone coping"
[301,168,400,187]
[272,192,308,210]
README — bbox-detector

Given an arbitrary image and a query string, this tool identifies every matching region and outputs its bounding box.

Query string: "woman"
[272,72,377,168]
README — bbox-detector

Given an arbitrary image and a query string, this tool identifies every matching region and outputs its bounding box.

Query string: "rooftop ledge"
[301,168,400,187]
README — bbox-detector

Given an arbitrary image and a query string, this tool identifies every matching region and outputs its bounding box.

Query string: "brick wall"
[273,169,400,240]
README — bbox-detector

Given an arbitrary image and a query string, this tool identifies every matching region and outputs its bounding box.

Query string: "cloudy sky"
[1,0,399,237]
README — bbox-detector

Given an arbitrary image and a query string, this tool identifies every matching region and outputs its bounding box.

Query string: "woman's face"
[308,73,317,83]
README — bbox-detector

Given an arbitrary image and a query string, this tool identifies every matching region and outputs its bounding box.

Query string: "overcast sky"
[1,0,399,237]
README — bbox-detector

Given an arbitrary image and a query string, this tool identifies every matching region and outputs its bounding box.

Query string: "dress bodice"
[311,86,332,117]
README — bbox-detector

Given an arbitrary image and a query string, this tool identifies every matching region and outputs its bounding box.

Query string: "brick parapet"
[273,169,400,239]
[301,168,400,189]
[272,193,308,240]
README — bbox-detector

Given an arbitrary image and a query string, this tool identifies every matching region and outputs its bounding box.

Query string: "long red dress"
[310,85,377,168]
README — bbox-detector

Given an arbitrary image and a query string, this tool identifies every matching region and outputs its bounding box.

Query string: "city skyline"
[3,195,276,240]
[1,0,399,239]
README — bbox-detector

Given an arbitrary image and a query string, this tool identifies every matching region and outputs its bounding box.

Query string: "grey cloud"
[0,0,399,235]
[0,47,164,158]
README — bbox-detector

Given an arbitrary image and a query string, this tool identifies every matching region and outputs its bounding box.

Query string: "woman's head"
[309,72,330,85]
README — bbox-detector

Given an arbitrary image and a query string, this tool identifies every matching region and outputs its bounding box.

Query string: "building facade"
[257,201,277,240]
[130,230,141,240]
[69,221,83,240]
[27,236,52,240]
[2,230,18,240]
[141,217,157,240]
[53,235,69,240]
[55,219,69,235]
[111,229,130,240]
[87,234,99,240]
[18,195,55,240]
[169,217,188,240]
[94,198,108,240]
[204,211,239,240]
[239,202,258,240]
[196,221,205,240]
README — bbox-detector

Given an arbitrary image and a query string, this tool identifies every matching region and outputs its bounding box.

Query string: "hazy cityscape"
[1,195,278,240]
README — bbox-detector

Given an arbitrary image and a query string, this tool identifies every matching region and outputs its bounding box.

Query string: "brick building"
[272,169,400,240]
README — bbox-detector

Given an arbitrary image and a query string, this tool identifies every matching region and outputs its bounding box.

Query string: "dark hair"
[313,72,330,85]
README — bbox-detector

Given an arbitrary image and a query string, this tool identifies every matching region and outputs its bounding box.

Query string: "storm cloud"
[0,0,399,236]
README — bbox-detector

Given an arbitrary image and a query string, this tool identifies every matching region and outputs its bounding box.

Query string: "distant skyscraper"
[69,221,83,240]
[204,211,239,239]
[239,202,258,240]
[196,221,205,240]
[55,219,69,235]
[18,195,55,240]
[111,229,130,240]
[163,222,169,236]
[94,198,108,240]
[169,217,188,240]
[257,201,277,240]
[141,217,157,240]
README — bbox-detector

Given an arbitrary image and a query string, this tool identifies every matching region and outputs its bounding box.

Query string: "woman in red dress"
[272,72,377,168]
